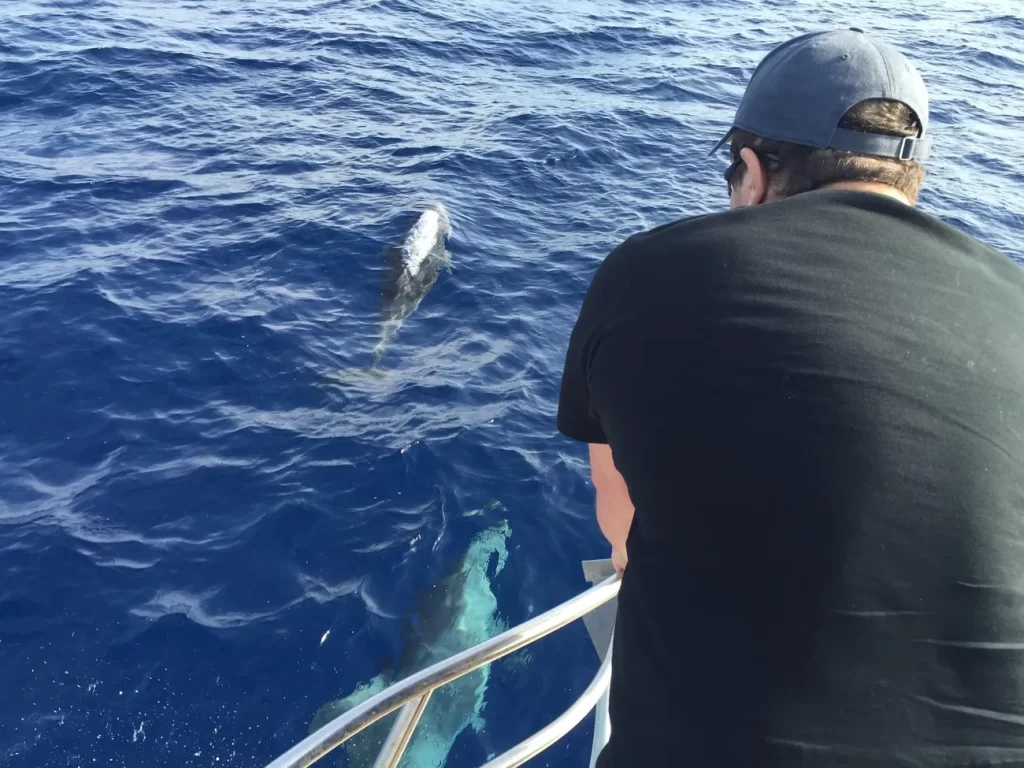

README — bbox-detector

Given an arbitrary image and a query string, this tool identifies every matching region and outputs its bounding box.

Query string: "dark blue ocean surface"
[1,0,1021,765]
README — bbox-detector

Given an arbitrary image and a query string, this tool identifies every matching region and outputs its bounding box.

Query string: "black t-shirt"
[558,189,1024,766]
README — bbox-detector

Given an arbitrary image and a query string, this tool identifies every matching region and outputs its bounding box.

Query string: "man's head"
[712,29,930,209]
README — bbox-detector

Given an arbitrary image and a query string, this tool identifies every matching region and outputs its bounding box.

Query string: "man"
[558,29,1024,766]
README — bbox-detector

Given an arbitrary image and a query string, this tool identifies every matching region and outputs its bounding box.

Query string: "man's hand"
[612,544,628,574]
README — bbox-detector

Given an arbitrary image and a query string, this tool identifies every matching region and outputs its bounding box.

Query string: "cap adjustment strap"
[829,127,930,161]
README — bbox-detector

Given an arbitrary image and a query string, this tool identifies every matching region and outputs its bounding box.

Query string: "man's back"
[558,189,1024,764]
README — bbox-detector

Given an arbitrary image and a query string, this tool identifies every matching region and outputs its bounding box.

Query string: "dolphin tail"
[318,333,394,387]
[320,366,390,387]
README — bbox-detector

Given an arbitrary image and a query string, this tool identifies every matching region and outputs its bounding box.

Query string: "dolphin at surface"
[372,202,452,367]
[310,520,510,767]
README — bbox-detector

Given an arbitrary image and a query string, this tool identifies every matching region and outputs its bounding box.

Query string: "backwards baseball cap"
[710,28,930,161]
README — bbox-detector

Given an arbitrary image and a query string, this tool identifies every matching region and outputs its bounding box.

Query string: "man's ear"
[735,146,769,207]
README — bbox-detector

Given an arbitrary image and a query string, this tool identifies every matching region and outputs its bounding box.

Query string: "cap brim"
[709,128,735,156]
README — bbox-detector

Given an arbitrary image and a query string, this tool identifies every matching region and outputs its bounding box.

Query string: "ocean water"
[0,0,1021,766]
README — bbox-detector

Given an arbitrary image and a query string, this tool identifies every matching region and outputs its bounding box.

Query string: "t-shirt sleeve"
[557,242,635,444]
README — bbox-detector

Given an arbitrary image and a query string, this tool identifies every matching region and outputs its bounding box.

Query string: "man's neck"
[822,180,912,205]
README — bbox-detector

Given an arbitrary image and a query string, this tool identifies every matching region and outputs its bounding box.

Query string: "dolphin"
[372,202,452,367]
[310,520,510,767]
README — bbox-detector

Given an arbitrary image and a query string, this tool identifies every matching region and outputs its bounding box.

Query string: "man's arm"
[590,443,634,573]
[557,239,641,572]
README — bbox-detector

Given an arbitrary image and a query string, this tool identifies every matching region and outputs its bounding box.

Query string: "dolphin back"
[379,202,451,318]
[372,203,452,366]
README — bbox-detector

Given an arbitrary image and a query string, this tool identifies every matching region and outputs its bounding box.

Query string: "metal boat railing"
[264,572,621,768]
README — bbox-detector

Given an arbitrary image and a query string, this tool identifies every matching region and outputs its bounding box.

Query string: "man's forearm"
[595,478,633,552]
[589,444,635,555]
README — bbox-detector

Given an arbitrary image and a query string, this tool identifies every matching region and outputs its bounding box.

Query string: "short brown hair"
[731,99,927,203]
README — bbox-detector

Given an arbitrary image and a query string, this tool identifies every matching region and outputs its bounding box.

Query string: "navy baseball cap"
[710,28,930,161]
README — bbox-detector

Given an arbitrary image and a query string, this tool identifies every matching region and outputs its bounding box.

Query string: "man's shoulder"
[600,191,1022,291]
[898,201,1024,286]
[599,209,742,277]
[620,209,739,251]
[611,198,817,262]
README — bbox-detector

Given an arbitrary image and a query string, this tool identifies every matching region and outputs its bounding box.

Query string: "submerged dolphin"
[310,520,510,767]
[372,203,452,367]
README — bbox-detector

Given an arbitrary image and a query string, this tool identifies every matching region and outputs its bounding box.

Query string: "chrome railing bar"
[588,647,613,768]
[371,692,432,768]
[264,574,621,768]
[481,636,613,768]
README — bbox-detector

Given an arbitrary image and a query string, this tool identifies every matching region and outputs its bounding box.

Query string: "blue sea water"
[0,0,1021,765]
